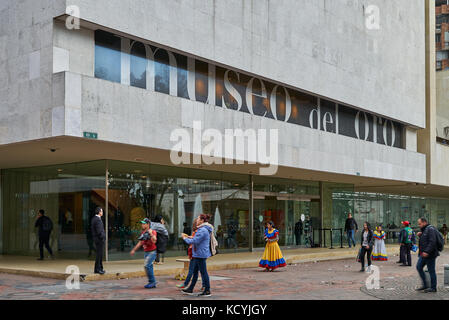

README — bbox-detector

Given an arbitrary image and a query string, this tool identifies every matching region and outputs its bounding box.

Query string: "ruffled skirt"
[259,241,286,270]
[372,239,388,261]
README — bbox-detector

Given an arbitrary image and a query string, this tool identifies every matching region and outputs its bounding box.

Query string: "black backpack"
[155,232,168,254]
[42,217,53,232]
[433,227,445,252]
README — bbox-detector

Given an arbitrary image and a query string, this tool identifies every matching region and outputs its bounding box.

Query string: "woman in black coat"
[359,222,374,272]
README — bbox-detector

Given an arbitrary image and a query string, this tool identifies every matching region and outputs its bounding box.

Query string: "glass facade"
[1,161,106,258]
[2,160,449,260]
[106,161,250,260]
[333,192,449,244]
[252,176,320,248]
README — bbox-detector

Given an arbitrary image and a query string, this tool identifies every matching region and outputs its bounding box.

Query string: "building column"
[0,170,2,254]
[105,160,109,261]
[319,182,334,247]
[249,175,254,252]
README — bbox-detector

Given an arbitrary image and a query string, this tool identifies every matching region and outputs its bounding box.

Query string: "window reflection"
[95,30,121,83]
[130,42,147,89]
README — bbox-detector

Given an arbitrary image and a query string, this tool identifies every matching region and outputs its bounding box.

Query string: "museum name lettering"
[94,30,403,149]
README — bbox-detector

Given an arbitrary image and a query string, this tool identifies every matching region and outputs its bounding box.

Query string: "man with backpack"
[398,221,416,267]
[416,217,444,293]
[35,209,54,260]
[151,215,169,265]
[181,214,218,297]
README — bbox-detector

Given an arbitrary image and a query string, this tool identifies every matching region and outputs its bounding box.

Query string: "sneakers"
[415,286,428,292]
[144,283,157,289]
[182,288,194,295]
[176,284,186,289]
[197,290,211,297]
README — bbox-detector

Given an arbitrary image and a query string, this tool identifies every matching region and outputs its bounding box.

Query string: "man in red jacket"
[131,218,158,289]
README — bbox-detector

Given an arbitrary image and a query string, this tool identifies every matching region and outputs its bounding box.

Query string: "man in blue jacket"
[181,214,213,297]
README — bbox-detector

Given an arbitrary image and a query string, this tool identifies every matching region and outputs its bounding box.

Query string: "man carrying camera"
[130,218,158,289]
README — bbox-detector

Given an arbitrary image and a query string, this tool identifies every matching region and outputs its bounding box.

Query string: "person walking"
[91,207,106,275]
[416,218,441,293]
[181,214,214,297]
[294,219,303,246]
[151,215,169,265]
[130,218,158,289]
[259,221,287,272]
[372,225,388,261]
[177,217,199,289]
[359,222,374,272]
[182,222,191,253]
[398,221,415,267]
[304,216,314,247]
[345,213,358,248]
[35,209,54,260]
[440,224,448,243]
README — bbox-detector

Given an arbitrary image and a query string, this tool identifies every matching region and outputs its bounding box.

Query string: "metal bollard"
[444,265,449,287]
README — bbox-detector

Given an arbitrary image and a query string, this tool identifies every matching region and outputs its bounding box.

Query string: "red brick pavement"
[0,251,447,300]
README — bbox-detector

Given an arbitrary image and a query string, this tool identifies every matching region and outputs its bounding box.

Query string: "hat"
[402,221,410,226]
[140,218,150,224]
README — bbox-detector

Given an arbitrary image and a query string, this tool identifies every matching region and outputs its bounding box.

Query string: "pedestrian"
[440,224,448,243]
[91,207,106,275]
[398,221,415,267]
[35,209,54,260]
[259,221,287,272]
[130,218,158,289]
[294,219,303,246]
[359,222,374,272]
[216,225,225,248]
[181,214,214,297]
[304,215,314,247]
[151,215,169,265]
[183,222,191,253]
[176,217,199,289]
[416,217,442,293]
[372,225,388,261]
[344,212,358,248]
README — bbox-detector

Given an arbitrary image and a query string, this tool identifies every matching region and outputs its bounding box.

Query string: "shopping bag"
[411,244,418,253]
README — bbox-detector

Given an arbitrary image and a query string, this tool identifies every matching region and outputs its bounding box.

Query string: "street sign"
[83,132,98,139]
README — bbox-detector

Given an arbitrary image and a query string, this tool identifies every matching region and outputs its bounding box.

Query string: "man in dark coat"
[35,209,54,260]
[91,207,106,274]
[344,213,358,248]
[416,218,440,293]
[294,219,303,245]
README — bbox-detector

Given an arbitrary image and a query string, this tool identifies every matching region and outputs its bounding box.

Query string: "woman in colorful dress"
[259,221,287,272]
[372,225,388,261]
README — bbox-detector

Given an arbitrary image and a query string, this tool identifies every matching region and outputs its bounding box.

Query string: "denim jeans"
[416,256,437,290]
[347,230,356,248]
[187,258,210,292]
[183,258,196,287]
[360,246,373,269]
[144,250,157,285]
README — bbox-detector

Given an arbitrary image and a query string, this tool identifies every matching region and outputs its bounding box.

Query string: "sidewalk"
[0,245,402,281]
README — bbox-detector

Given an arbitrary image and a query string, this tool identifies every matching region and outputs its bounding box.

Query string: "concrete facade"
[0,0,428,184]
[419,0,449,188]
[1,0,449,262]
[61,0,426,128]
